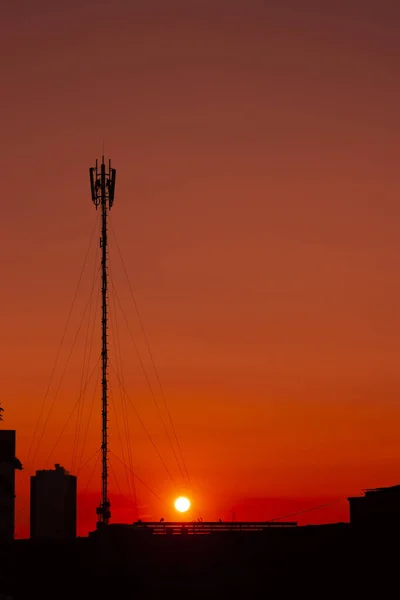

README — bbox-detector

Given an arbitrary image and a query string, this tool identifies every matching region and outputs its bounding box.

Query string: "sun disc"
[174,496,191,513]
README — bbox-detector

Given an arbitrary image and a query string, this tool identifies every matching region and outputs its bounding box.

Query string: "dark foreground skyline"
[0,524,398,598]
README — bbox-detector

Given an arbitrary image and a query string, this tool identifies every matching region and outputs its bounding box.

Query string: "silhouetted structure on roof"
[30,464,76,540]
[89,520,297,540]
[0,430,18,541]
[348,484,400,527]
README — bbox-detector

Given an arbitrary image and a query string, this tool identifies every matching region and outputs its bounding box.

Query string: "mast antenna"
[89,156,116,528]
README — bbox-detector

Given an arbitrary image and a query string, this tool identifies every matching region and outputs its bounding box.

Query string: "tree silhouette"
[13,458,22,471]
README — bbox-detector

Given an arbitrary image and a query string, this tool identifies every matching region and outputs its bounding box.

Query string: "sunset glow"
[174,497,191,513]
[2,1,400,540]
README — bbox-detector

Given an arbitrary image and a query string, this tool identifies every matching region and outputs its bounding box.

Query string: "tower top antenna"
[89,157,116,528]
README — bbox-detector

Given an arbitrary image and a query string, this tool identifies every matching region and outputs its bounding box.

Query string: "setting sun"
[174,496,191,513]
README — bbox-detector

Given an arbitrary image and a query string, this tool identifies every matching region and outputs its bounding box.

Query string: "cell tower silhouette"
[89,157,116,528]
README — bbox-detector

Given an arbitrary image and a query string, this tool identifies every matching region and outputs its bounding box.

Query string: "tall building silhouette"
[30,464,77,540]
[0,430,17,541]
[348,484,400,527]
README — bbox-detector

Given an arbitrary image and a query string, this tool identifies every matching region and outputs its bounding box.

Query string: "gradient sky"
[1,0,400,537]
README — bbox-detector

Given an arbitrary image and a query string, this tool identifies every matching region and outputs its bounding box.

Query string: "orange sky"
[2,0,400,537]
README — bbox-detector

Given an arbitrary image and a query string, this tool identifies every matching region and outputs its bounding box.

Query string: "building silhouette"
[0,430,17,541]
[348,484,400,527]
[30,464,77,540]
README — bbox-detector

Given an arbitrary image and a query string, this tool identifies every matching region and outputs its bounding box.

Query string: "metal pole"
[100,158,109,526]
[90,157,116,528]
